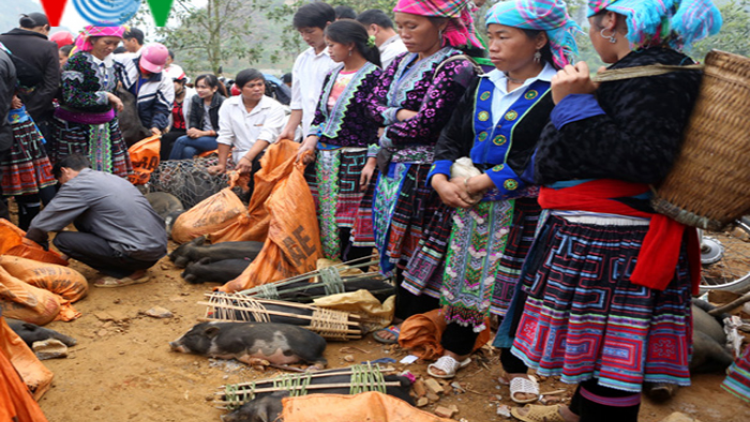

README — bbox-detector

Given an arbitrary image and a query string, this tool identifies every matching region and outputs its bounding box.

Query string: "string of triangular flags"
[40,0,175,27]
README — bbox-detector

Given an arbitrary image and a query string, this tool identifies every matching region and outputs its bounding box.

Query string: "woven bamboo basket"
[651,50,750,231]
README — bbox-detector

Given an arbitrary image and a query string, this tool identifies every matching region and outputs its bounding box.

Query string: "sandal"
[426,355,471,379]
[93,274,151,288]
[372,325,400,344]
[510,376,540,404]
[511,404,565,422]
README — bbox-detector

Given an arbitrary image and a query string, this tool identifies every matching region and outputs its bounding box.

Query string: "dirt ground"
[31,242,750,422]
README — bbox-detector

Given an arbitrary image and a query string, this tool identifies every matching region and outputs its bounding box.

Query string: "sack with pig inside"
[128,135,161,185]
[218,141,322,292]
[0,220,68,266]
[0,315,54,410]
[170,172,250,244]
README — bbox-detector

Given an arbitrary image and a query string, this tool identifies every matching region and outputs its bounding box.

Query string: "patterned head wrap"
[394,0,484,50]
[74,25,126,53]
[587,0,722,50]
[485,0,582,68]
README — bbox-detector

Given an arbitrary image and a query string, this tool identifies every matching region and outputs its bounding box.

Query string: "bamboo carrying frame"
[215,364,398,408]
[199,293,363,341]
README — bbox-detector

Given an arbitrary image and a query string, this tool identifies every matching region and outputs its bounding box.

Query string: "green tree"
[692,0,750,59]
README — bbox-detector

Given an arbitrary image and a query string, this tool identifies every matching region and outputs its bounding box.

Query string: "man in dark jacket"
[0,44,16,221]
[0,13,59,135]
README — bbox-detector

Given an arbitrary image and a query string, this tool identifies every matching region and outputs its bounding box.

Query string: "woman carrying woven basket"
[406,0,580,384]
[507,1,722,422]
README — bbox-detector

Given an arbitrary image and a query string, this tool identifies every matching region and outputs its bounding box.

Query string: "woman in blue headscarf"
[508,0,722,421]
[405,0,580,382]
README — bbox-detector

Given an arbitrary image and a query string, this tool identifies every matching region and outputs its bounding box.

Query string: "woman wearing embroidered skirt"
[298,19,383,262]
[49,26,131,178]
[508,1,722,421]
[354,0,483,344]
[418,0,580,386]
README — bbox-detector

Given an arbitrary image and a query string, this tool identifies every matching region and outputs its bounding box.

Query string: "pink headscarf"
[74,25,126,52]
[394,0,484,50]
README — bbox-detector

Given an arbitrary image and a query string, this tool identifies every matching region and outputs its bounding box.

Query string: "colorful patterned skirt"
[50,116,132,178]
[437,197,541,330]
[353,162,439,275]
[510,215,693,393]
[305,147,372,260]
[0,116,56,196]
[722,345,750,403]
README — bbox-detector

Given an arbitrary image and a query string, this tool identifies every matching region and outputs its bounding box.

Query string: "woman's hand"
[297,136,318,164]
[107,92,124,112]
[433,177,474,209]
[187,127,200,138]
[150,127,162,136]
[551,61,600,104]
[359,157,377,192]
[11,95,22,109]
[396,109,418,122]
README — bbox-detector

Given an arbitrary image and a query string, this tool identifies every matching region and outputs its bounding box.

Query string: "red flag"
[40,0,68,27]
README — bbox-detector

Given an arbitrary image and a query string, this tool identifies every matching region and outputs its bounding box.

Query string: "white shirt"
[379,35,408,69]
[487,62,557,127]
[216,95,286,163]
[290,47,335,137]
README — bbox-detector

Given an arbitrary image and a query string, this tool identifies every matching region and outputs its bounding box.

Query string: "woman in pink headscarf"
[49,26,131,178]
[357,0,483,344]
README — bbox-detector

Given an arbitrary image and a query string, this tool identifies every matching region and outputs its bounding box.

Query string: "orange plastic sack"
[218,143,322,292]
[281,392,452,422]
[0,266,61,325]
[128,135,161,185]
[0,256,86,321]
[211,139,301,243]
[170,172,250,244]
[0,316,53,412]
[0,256,88,303]
[398,309,491,361]
[0,220,68,266]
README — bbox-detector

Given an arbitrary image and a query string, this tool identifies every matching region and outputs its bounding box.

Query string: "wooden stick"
[216,367,396,391]
[708,291,750,316]
[215,381,402,401]
[203,295,363,320]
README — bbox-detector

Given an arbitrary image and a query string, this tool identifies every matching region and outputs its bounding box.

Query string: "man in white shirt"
[209,69,285,197]
[357,9,408,69]
[278,2,336,142]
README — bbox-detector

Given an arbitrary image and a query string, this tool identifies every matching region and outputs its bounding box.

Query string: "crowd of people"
[0,0,748,420]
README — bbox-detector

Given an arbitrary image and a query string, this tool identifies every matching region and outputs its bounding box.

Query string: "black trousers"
[53,231,158,278]
[569,379,641,422]
[441,322,479,356]
[394,269,440,321]
[160,129,186,161]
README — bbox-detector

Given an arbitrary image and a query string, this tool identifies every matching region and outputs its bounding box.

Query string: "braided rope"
[319,267,345,296]
[256,283,280,300]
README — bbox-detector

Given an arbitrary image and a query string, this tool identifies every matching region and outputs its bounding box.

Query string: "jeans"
[168,135,218,160]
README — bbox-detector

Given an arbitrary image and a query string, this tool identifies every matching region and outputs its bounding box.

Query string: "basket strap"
[591,63,704,83]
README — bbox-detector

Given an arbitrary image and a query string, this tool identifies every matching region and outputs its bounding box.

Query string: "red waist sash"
[538,179,700,294]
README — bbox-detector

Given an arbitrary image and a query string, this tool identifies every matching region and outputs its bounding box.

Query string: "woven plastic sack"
[0,256,86,321]
[398,309,491,361]
[281,392,452,422]
[128,135,161,185]
[170,172,250,244]
[211,139,300,243]
[0,266,61,326]
[0,220,68,266]
[0,316,54,410]
[218,142,322,292]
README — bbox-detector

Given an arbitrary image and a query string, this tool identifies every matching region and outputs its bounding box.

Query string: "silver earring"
[438,29,443,42]
[349,49,352,57]
[534,50,541,63]
[600,28,617,43]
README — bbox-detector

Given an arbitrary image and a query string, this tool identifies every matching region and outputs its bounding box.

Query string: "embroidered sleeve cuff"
[367,144,380,158]
[427,160,452,185]
[380,133,393,149]
[96,91,109,105]
[551,94,605,130]
[382,107,400,126]
[487,164,525,197]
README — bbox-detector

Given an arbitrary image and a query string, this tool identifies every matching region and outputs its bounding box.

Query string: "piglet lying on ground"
[6,318,77,348]
[181,258,250,284]
[169,236,263,269]
[169,322,327,369]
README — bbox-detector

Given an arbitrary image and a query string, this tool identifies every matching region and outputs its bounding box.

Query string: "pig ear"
[194,236,207,246]
[203,326,221,338]
[256,403,270,422]
[22,323,38,331]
